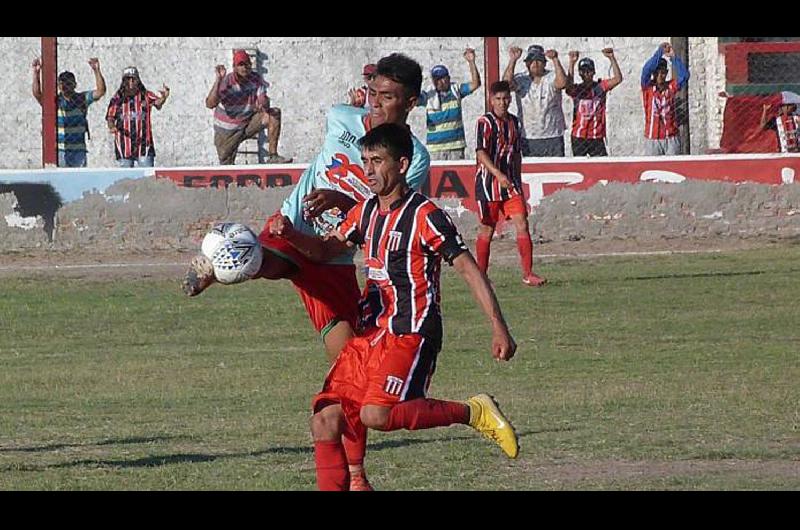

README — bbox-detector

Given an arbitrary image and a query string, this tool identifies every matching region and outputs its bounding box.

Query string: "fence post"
[671,36,691,154]
[41,36,57,167]
[484,37,499,114]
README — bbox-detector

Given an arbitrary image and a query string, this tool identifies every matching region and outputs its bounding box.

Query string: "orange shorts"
[312,328,440,427]
[258,213,360,336]
[477,194,528,226]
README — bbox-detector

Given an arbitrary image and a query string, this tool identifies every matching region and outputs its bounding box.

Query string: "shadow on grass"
[3,427,573,472]
[0,435,188,453]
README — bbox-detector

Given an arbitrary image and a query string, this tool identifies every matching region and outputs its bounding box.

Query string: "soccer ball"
[201,223,263,284]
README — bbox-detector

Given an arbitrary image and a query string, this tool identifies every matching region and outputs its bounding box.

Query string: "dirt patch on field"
[2,178,800,279]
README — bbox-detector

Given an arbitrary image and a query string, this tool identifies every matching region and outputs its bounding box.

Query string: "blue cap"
[431,65,449,79]
[524,45,546,63]
[578,58,595,71]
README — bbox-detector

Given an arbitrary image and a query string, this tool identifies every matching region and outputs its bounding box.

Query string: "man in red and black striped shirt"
[565,49,623,156]
[277,123,519,490]
[105,66,169,167]
[475,80,546,287]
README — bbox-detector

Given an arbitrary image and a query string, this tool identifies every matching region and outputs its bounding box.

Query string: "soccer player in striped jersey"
[565,49,623,157]
[183,53,430,491]
[641,42,689,156]
[274,123,518,491]
[474,81,546,287]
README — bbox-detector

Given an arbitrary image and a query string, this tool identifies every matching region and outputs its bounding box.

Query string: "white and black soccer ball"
[201,222,263,284]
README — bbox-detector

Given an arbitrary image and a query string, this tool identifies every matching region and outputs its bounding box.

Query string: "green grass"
[1,246,799,490]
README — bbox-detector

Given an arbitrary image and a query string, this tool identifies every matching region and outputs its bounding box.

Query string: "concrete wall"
[3,36,726,169]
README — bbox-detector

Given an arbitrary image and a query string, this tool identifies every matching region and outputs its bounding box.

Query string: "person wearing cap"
[205,49,292,165]
[503,44,568,157]
[32,56,107,167]
[565,48,623,157]
[415,48,481,160]
[105,66,169,167]
[641,42,690,155]
[757,98,800,152]
[347,63,377,108]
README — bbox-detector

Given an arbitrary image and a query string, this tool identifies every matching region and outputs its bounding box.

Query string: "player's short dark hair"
[358,123,414,162]
[376,53,423,99]
[490,80,511,95]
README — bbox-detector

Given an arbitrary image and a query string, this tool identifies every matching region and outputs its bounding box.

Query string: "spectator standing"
[565,48,623,157]
[759,100,800,152]
[32,57,107,167]
[474,81,546,287]
[416,48,482,160]
[641,42,689,155]
[503,45,568,157]
[105,66,169,167]
[206,49,292,165]
[348,63,377,108]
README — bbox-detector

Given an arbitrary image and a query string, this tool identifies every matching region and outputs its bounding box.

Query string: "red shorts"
[312,328,440,428]
[258,213,360,336]
[477,194,528,226]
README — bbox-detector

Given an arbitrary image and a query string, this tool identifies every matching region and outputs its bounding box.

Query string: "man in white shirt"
[503,44,568,157]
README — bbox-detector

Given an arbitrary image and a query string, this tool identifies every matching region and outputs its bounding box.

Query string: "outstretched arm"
[465,47,481,93]
[31,58,43,105]
[269,215,351,263]
[205,65,226,109]
[452,251,516,361]
[503,46,522,90]
[547,50,568,90]
[641,43,666,87]
[671,53,690,90]
[603,48,624,90]
[88,58,106,100]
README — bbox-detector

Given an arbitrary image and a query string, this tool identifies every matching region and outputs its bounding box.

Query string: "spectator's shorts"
[477,194,528,226]
[429,148,465,161]
[258,212,360,338]
[571,137,608,157]
[58,150,87,168]
[214,112,268,165]
[644,136,681,156]
[522,136,565,157]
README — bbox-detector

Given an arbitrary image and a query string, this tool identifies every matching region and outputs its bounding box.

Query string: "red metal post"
[41,37,57,167]
[483,37,500,114]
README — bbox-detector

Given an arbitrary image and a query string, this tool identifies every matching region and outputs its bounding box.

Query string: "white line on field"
[0,248,725,272]
[0,262,186,271]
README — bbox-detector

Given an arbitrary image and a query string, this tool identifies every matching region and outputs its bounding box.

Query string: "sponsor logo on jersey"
[324,153,371,201]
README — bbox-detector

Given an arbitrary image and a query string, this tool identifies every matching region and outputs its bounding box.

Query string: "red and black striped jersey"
[642,80,679,139]
[475,112,522,202]
[106,90,160,159]
[339,190,468,344]
[566,79,612,139]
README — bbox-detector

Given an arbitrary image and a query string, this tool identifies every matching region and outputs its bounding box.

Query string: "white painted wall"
[2,36,725,169]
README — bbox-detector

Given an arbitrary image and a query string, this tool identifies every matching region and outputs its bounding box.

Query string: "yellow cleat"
[466,394,519,459]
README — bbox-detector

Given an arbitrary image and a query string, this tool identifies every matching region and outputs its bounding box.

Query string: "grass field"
[1,245,799,490]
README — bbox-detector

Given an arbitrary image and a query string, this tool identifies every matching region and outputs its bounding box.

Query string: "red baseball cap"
[233,50,251,66]
[362,63,377,76]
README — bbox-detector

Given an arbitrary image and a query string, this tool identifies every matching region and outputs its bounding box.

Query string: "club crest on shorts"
[384,375,404,396]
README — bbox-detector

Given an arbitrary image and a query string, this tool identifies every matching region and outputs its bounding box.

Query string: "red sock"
[476,234,492,274]
[385,398,469,431]
[314,440,350,491]
[342,422,367,467]
[516,234,533,277]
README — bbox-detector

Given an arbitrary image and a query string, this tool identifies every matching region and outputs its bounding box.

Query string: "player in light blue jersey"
[184,53,429,491]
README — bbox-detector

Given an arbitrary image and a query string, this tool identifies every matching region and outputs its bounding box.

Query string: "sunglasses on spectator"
[236,61,251,66]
